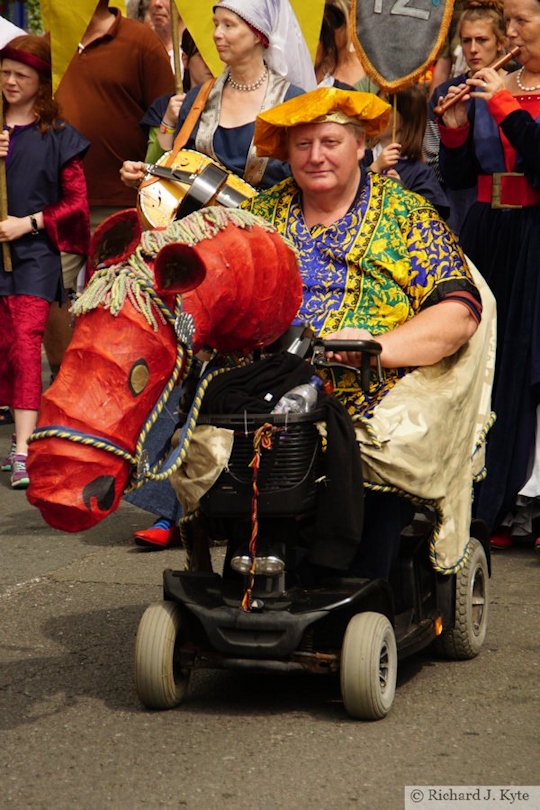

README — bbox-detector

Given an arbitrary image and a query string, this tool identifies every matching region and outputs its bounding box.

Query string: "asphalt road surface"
[0,422,539,810]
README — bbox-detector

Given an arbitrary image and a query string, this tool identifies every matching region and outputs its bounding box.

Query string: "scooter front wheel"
[340,611,397,720]
[135,601,191,710]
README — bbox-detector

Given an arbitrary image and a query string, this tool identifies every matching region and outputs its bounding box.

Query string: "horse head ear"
[89,209,142,269]
[154,242,207,294]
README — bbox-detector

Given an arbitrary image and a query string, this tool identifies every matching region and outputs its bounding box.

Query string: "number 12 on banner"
[373,0,430,21]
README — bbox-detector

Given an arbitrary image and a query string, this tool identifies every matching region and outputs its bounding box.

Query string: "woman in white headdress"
[216,0,316,92]
[122,0,316,193]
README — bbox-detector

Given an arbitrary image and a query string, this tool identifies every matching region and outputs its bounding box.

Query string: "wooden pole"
[0,90,12,272]
[170,0,183,95]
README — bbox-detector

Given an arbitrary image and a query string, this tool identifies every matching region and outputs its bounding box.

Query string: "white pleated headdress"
[214,0,317,91]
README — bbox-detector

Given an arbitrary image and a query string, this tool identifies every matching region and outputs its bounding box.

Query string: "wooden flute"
[433,46,521,117]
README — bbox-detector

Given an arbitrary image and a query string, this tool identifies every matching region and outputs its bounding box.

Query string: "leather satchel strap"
[166,78,216,166]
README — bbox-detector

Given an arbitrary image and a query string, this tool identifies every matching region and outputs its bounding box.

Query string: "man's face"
[149,0,170,33]
[287,122,365,197]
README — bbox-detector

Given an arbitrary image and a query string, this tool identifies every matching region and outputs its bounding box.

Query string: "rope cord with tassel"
[241,422,274,612]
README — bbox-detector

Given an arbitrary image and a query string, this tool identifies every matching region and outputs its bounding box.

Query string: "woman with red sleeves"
[0,35,90,489]
[437,0,540,552]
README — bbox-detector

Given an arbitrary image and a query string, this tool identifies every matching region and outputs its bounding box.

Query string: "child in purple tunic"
[0,36,89,489]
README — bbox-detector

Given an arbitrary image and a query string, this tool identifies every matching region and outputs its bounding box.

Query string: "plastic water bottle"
[271,375,323,414]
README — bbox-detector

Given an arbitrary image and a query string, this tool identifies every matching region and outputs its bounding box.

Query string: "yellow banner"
[291,0,324,62]
[42,1,126,94]
[45,1,319,94]
[175,0,322,78]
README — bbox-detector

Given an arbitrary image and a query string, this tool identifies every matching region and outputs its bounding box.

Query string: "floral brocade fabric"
[245,172,478,418]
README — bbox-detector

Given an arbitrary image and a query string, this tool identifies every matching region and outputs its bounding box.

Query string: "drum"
[137,148,257,229]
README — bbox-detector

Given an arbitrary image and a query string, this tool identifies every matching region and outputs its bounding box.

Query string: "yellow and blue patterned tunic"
[244,171,481,418]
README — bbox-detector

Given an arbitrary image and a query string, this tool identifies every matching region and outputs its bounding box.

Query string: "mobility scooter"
[134,337,490,721]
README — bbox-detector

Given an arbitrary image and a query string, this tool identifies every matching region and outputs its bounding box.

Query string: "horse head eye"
[129,359,150,396]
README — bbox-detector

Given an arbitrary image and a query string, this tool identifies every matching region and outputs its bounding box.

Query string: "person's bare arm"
[324,301,478,368]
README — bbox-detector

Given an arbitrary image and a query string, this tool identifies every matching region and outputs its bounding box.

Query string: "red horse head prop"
[26,207,302,532]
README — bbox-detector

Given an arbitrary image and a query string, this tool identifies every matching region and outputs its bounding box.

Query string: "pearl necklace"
[516,67,540,92]
[227,66,268,92]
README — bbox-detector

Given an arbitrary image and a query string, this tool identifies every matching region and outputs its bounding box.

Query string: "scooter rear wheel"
[340,611,397,720]
[135,601,191,709]
[434,537,489,659]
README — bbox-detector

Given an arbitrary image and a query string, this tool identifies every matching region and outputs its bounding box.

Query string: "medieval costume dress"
[0,120,90,412]
[426,73,476,233]
[439,90,540,536]
[169,70,304,189]
[245,169,481,418]
[243,164,494,578]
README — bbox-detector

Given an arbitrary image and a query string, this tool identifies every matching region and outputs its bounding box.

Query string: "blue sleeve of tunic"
[140,93,174,131]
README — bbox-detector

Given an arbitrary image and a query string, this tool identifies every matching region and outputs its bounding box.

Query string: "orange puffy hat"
[254,87,391,162]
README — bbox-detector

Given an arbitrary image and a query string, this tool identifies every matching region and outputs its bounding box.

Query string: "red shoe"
[535,537,540,554]
[490,526,513,550]
[134,521,182,549]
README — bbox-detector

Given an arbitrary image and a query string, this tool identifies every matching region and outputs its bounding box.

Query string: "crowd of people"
[0,0,539,573]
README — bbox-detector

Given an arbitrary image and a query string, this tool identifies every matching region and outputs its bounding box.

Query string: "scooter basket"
[196,409,325,516]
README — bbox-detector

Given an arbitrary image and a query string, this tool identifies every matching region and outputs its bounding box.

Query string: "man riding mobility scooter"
[133,241,495,721]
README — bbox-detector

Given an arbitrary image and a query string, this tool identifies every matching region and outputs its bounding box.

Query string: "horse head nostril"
[82,475,117,512]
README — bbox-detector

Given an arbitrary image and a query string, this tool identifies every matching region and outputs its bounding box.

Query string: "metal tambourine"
[137,148,257,229]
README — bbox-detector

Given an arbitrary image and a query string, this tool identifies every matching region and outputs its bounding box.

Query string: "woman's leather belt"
[478,173,540,209]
